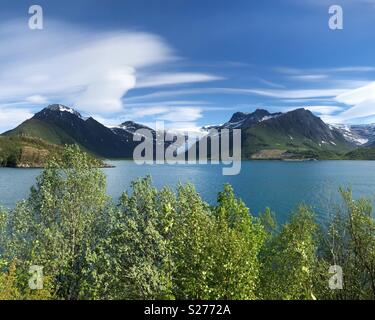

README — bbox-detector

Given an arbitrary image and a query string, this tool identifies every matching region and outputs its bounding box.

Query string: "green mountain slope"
[344,147,375,160]
[0,135,62,167]
[242,121,352,159]
[3,118,77,145]
[4,105,137,158]
[194,108,356,160]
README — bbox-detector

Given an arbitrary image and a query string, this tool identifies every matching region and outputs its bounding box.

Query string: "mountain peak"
[254,108,271,115]
[116,121,152,132]
[287,108,312,116]
[289,108,311,113]
[222,109,277,129]
[46,104,82,118]
[229,112,248,123]
[229,109,270,123]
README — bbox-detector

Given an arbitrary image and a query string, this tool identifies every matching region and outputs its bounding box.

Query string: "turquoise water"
[1,161,375,223]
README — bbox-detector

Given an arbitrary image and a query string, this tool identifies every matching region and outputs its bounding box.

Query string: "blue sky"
[1,0,375,132]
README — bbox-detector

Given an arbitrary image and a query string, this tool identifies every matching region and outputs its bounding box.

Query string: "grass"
[2,118,76,145]
[0,135,62,167]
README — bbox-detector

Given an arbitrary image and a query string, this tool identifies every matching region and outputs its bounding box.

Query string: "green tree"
[208,184,265,299]
[0,260,54,300]
[258,205,319,300]
[170,184,215,299]
[86,177,175,299]
[4,145,108,299]
[3,144,375,301]
[321,189,375,299]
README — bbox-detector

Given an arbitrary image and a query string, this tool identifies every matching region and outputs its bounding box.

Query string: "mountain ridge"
[196,108,356,160]
[3,104,375,163]
[4,104,137,158]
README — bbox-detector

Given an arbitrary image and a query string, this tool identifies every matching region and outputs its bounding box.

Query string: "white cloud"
[276,66,375,74]
[25,95,48,104]
[125,87,348,103]
[302,105,344,115]
[140,121,203,132]
[335,82,375,105]
[128,106,170,118]
[336,99,375,121]
[245,88,347,99]
[93,104,205,131]
[124,100,210,108]
[0,107,34,133]
[307,82,375,123]
[0,19,220,131]
[89,115,125,128]
[127,105,203,123]
[156,107,203,122]
[0,23,172,113]
[291,74,328,81]
[334,82,375,121]
[331,66,375,72]
[136,73,223,88]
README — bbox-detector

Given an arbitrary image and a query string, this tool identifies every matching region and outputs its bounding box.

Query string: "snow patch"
[47,104,83,119]
[330,123,369,146]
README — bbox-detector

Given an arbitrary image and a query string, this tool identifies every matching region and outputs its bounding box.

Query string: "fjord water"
[1,161,375,223]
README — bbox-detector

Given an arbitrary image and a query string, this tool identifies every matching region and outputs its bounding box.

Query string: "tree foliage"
[1,145,375,300]
[3,145,107,299]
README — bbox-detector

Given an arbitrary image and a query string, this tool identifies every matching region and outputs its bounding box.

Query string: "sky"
[1,0,375,132]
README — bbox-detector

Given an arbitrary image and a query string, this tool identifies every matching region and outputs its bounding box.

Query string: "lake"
[1,160,375,223]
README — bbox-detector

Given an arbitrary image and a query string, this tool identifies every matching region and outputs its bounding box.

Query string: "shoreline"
[2,158,375,169]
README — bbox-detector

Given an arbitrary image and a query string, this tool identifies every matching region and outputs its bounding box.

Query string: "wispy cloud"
[334,82,375,121]
[0,19,221,131]
[136,73,223,88]
[0,106,34,133]
[96,105,205,131]
[125,87,348,102]
[301,105,344,115]
[290,74,329,81]
[25,95,49,104]
[242,88,347,99]
[275,66,375,76]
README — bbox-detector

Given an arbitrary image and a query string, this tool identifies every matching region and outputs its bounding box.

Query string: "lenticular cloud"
[0,20,174,113]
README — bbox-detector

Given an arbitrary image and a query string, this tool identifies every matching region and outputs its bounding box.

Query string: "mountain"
[111,121,153,136]
[110,121,155,144]
[328,124,375,146]
[352,124,375,146]
[3,104,192,162]
[1,104,366,163]
[110,121,188,154]
[242,108,355,159]
[200,108,355,160]
[204,109,282,130]
[3,104,138,158]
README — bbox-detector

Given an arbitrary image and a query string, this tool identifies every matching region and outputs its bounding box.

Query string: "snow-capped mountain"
[111,121,153,133]
[203,109,282,130]
[4,104,139,158]
[3,104,370,161]
[110,121,194,155]
[194,108,355,159]
[110,121,155,144]
[329,123,375,146]
[44,104,84,119]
